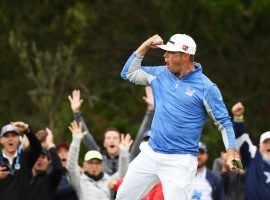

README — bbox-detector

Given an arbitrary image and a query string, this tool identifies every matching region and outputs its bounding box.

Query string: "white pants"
[116,142,197,200]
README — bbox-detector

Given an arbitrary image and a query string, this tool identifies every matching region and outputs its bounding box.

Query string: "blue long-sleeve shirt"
[121,52,236,156]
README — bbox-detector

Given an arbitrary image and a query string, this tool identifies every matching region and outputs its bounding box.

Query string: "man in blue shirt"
[232,102,270,200]
[116,34,237,200]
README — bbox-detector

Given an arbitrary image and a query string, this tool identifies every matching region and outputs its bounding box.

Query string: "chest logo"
[185,87,196,96]
[264,171,270,184]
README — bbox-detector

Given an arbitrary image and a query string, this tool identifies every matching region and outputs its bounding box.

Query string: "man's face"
[260,139,270,160]
[103,131,120,156]
[84,159,103,176]
[164,51,188,75]
[57,147,68,169]
[0,132,20,154]
[197,150,208,168]
[34,154,50,171]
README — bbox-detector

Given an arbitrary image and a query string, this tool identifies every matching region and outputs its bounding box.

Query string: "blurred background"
[0,0,269,164]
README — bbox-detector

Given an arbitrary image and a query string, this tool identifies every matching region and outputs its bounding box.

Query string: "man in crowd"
[117,34,237,200]
[68,87,154,174]
[187,142,225,200]
[212,150,245,200]
[0,121,42,200]
[67,121,131,200]
[24,127,63,200]
[232,102,270,199]
[0,124,21,188]
[55,143,78,200]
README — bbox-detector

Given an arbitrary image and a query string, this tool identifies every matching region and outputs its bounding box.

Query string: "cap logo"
[168,40,175,45]
[182,45,188,51]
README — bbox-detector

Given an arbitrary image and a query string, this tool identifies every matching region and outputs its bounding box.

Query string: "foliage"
[0,0,269,162]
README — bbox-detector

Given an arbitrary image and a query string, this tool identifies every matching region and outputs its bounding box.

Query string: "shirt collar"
[2,150,18,166]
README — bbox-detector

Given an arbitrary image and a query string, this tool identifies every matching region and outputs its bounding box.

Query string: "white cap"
[260,131,270,144]
[157,34,196,55]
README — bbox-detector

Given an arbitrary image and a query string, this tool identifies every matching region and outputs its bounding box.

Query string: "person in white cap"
[232,102,270,199]
[117,34,238,200]
[67,121,131,200]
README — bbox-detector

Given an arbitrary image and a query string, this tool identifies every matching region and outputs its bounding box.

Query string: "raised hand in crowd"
[142,86,154,112]
[11,121,29,133]
[45,128,55,149]
[68,89,84,113]
[231,102,245,117]
[68,121,87,139]
[120,133,133,152]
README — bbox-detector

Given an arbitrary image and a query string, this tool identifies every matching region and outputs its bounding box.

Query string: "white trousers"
[116,142,197,200]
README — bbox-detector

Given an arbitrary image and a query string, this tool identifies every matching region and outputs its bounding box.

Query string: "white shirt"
[2,150,18,166]
[187,166,213,200]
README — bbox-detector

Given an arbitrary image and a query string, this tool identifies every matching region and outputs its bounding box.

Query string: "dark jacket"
[55,170,79,200]
[24,147,63,200]
[233,120,270,200]
[206,168,225,200]
[0,128,42,200]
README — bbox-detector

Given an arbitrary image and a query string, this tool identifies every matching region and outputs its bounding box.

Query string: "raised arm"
[11,121,42,169]
[67,121,87,195]
[111,134,133,179]
[232,102,256,167]
[130,86,154,161]
[68,89,100,151]
[45,128,63,189]
[203,86,237,171]
[120,35,165,85]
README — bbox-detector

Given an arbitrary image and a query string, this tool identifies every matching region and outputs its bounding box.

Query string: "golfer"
[116,34,237,200]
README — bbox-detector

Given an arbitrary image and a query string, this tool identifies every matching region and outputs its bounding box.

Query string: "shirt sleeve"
[120,52,165,85]
[203,85,236,150]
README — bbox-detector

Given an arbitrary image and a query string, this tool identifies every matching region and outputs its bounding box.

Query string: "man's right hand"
[136,34,163,56]
[68,90,84,113]
[0,166,9,180]
[231,102,245,117]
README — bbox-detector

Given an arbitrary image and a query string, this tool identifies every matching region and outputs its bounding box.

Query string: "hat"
[40,148,50,158]
[56,143,69,151]
[198,142,208,152]
[157,34,196,55]
[84,150,103,162]
[0,124,20,137]
[260,131,270,144]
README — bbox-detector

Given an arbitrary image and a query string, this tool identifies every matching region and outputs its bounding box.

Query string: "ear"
[183,53,191,61]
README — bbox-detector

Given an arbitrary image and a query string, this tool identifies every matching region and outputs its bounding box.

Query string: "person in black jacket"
[24,127,63,200]
[187,142,225,200]
[0,121,42,200]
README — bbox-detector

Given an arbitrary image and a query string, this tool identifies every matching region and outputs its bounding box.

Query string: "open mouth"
[8,143,14,148]
[266,149,270,153]
[61,158,67,162]
[109,145,115,149]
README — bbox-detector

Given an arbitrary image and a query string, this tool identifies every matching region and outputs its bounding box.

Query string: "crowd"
[0,86,269,200]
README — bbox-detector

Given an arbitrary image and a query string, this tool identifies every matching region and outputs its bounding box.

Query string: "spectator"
[24,127,63,200]
[67,121,131,200]
[232,102,270,200]
[187,142,225,200]
[212,151,245,200]
[0,124,21,186]
[68,88,153,174]
[0,121,42,200]
[55,143,79,200]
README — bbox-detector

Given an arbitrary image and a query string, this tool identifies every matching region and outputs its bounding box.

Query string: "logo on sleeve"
[185,87,196,96]
[264,172,270,184]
